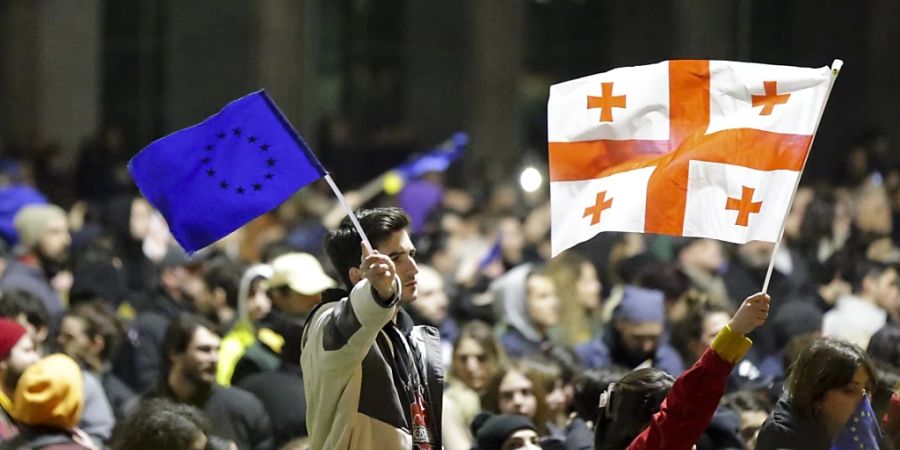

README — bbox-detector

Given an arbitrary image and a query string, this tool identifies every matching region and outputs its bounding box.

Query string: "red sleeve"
[626,347,734,450]
[883,392,900,431]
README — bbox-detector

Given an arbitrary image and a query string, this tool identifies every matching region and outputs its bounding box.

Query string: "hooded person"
[576,285,684,376]
[216,264,273,386]
[493,264,561,359]
[7,354,97,449]
[231,253,336,385]
[237,311,310,448]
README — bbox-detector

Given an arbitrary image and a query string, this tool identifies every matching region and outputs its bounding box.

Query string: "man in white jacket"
[302,207,443,450]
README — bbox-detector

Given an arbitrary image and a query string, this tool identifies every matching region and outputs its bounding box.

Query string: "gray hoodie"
[490,264,543,344]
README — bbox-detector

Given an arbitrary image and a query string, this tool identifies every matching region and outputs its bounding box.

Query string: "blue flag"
[128,91,325,253]
[831,395,881,450]
[393,132,467,181]
[477,234,503,271]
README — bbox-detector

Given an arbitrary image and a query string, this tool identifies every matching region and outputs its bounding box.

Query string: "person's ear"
[349,267,363,285]
[213,287,227,307]
[161,268,178,290]
[169,351,184,368]
[862,275,877,295]
[35,326,49,345]
[90,335,106,357]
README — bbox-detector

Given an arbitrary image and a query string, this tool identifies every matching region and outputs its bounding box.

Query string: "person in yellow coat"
[216,264,273,386]
[218,253,336,386]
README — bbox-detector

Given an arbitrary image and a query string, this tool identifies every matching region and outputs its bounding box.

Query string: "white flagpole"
[324,174,374,253]
[761,59,843,294]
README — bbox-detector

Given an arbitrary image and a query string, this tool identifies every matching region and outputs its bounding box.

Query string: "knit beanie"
[13,354,84,429]
[473,413,538,450]
[0,318,26,360]
[13,204,66,249]
[613,285,666,324]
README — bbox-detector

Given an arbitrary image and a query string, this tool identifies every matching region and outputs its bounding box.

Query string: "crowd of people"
[0,130,898,450]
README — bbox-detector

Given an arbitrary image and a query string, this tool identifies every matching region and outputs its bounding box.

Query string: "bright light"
[520,167,543,193]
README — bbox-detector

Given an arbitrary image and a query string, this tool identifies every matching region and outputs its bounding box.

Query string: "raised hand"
[729,292,770,337]
[360,242,397,300]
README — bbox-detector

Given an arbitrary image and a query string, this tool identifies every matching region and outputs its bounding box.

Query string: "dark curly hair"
[110,399,209,450]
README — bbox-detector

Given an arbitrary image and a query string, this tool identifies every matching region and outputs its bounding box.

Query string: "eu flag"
[393,132,467,181]
[128,91,325,253]
[831,395,881,450]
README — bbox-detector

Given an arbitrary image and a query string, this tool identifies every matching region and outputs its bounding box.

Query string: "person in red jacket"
[593,292,770,450]
[883,390,900,449]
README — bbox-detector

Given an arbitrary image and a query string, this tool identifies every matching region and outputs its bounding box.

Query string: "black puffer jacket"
[756,396,843,450]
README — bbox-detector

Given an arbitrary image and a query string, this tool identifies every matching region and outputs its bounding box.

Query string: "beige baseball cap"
[269,253,336,296]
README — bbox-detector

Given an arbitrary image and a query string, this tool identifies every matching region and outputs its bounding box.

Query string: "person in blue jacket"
[576,285,684,376]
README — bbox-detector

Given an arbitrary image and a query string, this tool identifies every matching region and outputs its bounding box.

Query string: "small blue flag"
[128,91,325,253]
[830,395,881,450]
[393,132,467,181]
[477,234,503,271]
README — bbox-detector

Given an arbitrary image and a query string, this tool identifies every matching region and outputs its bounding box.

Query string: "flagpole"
[321,132,467,229]
[324,174,374,253]
[761,59,843,294]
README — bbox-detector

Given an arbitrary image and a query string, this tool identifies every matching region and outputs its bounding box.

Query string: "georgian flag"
[548,60,836,256]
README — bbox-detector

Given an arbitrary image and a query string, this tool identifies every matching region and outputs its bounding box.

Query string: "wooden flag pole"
[324,173,374,253]
[761,59,843,294]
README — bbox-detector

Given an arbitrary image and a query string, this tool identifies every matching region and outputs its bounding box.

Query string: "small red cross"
[725,186,762,227]
[751,81,790,116]
[583,191,613,225]
[587,82,627,122]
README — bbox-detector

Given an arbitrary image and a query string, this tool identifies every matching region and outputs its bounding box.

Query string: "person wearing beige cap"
[267,252,336,318]
[229,253,335,385]
[0,204,70,321]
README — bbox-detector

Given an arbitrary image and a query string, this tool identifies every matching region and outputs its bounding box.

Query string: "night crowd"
[0,130,898,450]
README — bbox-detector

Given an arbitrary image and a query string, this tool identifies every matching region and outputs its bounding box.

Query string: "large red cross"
[725,186,762,227]
[583,191,613,225]
[587,82,627,122]
[752,81,791,116]
[550,61,812,236]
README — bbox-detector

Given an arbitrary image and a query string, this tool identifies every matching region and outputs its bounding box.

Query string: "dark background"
[1,0,897,189]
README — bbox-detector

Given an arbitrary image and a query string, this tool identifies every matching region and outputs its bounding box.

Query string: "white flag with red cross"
[548,60,836,256]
